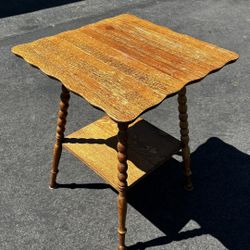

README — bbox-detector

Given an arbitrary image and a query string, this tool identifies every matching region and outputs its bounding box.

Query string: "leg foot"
[118,192,127,250]
[49,169,58,189]
[118,246,127,250]
[184,176,193,191]
[49,183,57,190]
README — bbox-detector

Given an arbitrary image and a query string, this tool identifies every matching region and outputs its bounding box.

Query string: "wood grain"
[12,13,239,122]
[117,122,128,250]
[62,116,181,190]
[49,85,70,189]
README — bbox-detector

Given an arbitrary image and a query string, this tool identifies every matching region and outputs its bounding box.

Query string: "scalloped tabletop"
[12,13,239,123]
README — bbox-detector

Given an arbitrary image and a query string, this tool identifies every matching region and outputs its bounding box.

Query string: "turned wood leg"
[117,122,129,250]
[49,85,70,189]
[178,87,193,191]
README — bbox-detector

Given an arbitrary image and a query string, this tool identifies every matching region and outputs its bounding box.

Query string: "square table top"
[12,14,239,123]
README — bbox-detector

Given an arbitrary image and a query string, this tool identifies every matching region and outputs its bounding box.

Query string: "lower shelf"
[63,116,181,190]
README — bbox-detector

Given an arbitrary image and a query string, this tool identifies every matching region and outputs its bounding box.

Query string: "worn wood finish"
[178,87,192,191]
[11,14,239,123]
[49,85,70,189]
[117,123,128,250]
[62,116,181,190]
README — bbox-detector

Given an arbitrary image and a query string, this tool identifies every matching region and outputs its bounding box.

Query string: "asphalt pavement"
[0,0,249,249]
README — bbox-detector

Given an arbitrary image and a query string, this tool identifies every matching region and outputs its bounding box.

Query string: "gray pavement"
[1,0,250,249]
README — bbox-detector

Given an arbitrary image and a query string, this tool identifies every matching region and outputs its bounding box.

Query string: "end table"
[12,14,239,250]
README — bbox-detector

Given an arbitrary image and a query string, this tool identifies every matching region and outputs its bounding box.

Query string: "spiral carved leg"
[117,123,128,250]
[178,87,193,191]
[49,85,70,189]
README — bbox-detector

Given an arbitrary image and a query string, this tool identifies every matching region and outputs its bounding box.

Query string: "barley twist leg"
[49,85,70,189]
[178,87,193,191]
[117,122,129,250]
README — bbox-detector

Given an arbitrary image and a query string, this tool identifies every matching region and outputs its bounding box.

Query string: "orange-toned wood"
[117,123,128,250]
[178,87,193,191]
[11,13,240,250]
[49,85,70,189]
[11,13,239,123]
[62,116,181,190]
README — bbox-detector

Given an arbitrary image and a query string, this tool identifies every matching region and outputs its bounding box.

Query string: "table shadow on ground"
[0,0,84,18]
[59,135,250,249]
[126,137,250,250]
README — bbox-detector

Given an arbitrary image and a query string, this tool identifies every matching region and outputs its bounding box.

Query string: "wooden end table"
[12,14,239,250]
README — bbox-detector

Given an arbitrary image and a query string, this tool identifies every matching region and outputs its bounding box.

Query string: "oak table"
[12,14,239,250]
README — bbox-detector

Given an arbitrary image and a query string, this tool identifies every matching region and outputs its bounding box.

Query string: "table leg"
[117,122,128,250]
[49,85,70,189]
[178,87,193,191]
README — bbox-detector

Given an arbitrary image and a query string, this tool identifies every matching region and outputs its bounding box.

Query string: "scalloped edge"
[11,15,239,123]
